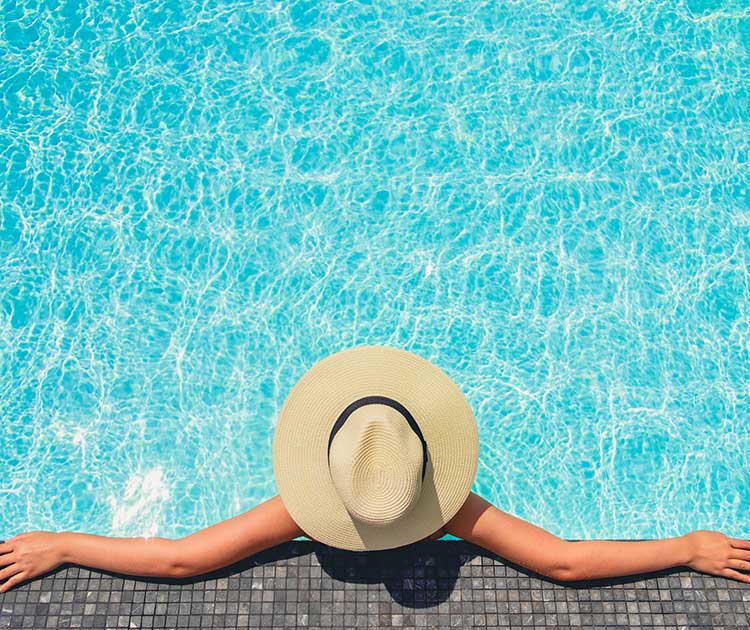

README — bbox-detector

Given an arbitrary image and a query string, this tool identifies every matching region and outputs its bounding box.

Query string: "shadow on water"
[0,538,687,610]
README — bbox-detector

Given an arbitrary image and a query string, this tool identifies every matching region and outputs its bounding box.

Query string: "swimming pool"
[1,0,748,545]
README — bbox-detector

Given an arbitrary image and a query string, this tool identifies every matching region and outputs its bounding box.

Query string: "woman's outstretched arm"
[445,492,750,583]
[0,495,303,592]
[170,494,303,578]
[444,492,572,580]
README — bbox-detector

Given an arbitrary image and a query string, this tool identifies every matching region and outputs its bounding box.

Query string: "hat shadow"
[313,539,468,608]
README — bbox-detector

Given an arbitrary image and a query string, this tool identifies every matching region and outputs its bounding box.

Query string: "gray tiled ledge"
[1,539,748,629]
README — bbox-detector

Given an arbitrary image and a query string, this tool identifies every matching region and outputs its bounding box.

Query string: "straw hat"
[272,345,479,551]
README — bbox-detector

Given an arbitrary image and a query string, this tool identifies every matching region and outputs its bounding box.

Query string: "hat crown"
[328,404,423,527]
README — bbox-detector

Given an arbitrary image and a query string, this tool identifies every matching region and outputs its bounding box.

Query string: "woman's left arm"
[445,492,750,583]
[169,494,304,578]
[1,495,304,593]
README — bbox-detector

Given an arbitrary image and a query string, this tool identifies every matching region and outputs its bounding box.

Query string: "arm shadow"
[304,538,687,606]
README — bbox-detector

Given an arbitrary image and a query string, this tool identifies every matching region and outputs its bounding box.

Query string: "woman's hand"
[0,532,64,593]
[683,530,750,583]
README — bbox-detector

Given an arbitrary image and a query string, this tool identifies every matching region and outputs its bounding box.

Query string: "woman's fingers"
[727,558,750,572]
[0,563,22,583]
[0,571,26,593]
[729,538,750,550]
[732,549,750,562]
[722,567,750,583]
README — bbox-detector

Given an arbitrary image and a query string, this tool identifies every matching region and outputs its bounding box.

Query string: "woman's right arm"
[1,495,303,592]
[445,492,750,583]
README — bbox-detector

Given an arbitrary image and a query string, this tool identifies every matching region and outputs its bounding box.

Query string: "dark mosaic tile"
[1,540,749,628]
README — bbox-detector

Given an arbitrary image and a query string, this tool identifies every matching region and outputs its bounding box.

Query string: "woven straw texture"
[273,345,479,551]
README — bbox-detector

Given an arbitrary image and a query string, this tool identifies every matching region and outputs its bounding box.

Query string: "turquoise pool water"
[1,1,749,545]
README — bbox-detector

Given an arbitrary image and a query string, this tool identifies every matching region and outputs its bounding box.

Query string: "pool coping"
[1,539,748,629]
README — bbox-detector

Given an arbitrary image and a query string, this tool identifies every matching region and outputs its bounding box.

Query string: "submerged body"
[1,491,749,592]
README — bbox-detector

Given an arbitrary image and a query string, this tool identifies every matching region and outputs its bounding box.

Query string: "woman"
[2,345,749,593]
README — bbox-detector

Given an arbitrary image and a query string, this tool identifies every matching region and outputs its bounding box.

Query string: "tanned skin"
[2,492,749,592]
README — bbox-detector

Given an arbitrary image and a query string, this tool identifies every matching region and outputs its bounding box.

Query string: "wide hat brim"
[272,345,479,551]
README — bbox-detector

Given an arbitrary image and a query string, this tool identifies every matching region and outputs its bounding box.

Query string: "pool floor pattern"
[0,540,748,629]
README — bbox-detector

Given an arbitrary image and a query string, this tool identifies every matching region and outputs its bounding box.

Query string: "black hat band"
[327,395,429,481]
